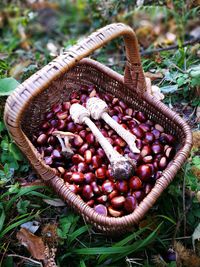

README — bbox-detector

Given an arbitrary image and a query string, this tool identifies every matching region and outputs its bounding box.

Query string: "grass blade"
[72,223,162,265]
[79,259,86,267]
[68,225,89,245]
[98,227,148,263]
[109,223,163,264]
[0,213,36,239]
[5,185,47,211]
[156,215,176,225]
[0,204,5,232]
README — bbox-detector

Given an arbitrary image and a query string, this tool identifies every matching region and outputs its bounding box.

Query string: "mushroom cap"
[70,103,90,124]
[111,159,135,180]
[86,97,108,120]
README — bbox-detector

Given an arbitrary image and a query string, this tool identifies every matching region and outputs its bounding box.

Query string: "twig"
[182,167,187,237]
[169,62,187,74]
[7,254,43,266]
[140,37,200,56]
[0,242,10,266]
[172,196,192,244]
[162,236,191,242]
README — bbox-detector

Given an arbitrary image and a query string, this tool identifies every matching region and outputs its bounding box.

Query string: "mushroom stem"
[70,103,135,179]
[52,131,74,158]
[86,97,140,153]
[102,112,139,153]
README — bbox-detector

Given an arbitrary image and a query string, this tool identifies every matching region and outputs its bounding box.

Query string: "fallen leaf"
[17,228,46,260]
[9,60,31,79]
[18,25,30,50]
[196,107,200,123]
[192,166,200,180]
[47,42,58,57]
[145,77,164,101]
[43,198,66,207]
[160,84,178,93]
[190,26,200,39]
[28,1,59,10]
[136,24,157,48]
[196,191,200,203]
[175,241,200,267]
[21,221,40,234]
[145,72,163,81]
[192,131,200,149]
[193,223,200,251]
[151,85,165,100]
[20,179,46,187]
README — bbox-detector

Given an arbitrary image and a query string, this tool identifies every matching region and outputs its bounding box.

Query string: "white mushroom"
[52,131,75,158]
[86,97,140,153]
[70,103,135,180]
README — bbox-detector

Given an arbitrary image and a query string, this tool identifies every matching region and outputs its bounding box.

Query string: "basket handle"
[56,23,146,94]
[4,23,146,182]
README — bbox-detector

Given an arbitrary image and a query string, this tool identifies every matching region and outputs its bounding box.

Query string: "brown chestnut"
[136,164,152,181]
[129,176,142,190]
[94,204,107,216]
[152,144,163,155]
[136,111,147,122]
[132,127,144,139]
[102,180,115,194]
[108,190,118,201]
[91,181,101,195]
[37,134,47,145]
[84,172,95,184]
[95,167,107,179]
[111,196,125,209]
[97,195,108,204]
[116,180,128,194]
[86,133,95,144]
[72,154,84,164]
[92,156,102,169]
[141,145,152,157]
[82,185,94,200]
[84,150,92,164]
[71,172,84,183]
[158,156,168,170]
[124,196,137,212]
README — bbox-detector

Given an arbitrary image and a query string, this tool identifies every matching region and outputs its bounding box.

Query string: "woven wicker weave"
[4,23,192,233]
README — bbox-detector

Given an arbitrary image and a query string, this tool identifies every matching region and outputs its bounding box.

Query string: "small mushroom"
[86,97,140,153]
[52,131,75,158]
[70,103,135,180]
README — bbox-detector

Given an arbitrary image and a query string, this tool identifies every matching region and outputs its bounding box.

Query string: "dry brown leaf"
[17,228,46,260]
[145,77,164,101]
[174,241,200,267]
[18,25,30,50]
[192,166,200,180]
[136,25,157,48]
[43,198,66,207]
[20,179,46,187]
[145,72,163,81]
[9,60,31,79]
[151,86,165,101]
[192,131,200,149]
[28,1,59,10]
[196,107,200,123]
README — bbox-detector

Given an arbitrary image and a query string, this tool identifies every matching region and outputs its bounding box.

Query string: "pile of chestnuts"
[33,85,176,217]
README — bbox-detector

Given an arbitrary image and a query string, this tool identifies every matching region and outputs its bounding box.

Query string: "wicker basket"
[4,23,192,233]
